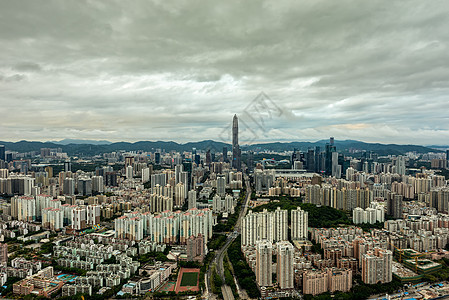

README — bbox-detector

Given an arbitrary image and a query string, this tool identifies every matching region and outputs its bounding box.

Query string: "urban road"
[205,175,251,300]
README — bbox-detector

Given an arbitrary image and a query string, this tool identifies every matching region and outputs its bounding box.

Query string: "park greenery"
[223,253,238,298]
[251,195,351,228]
[228,236,261,299]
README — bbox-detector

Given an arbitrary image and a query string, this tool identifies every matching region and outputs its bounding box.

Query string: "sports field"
[175,267,200,293]
[180,271,199,286]
[158,281,176,292]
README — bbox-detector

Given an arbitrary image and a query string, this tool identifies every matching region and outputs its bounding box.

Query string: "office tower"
[188,190,197,209]
[72,206,87,230]
[306,149,315,172]
[0,243,7,265]
[217,176,226,197]
[142,168,151,183]
[77,177,92,196]
[105,171,118,187]
[232,114,241,171]
[331,152,341,178]
[222,147,228,162]
[446,150,449,169]
[277,241,294,289]
[0,145,4,161]
[273,207,288,242]
[91,176,104,194]
[248,150,254,171]
[64,161,71,172]
[256,240,272,287]
[325,138,336,175]
[291,206,308,240]
[205,150,211,166]
[154,152,161,165]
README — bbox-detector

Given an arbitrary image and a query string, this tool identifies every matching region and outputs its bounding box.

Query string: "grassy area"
[180,272,199,286]
[252,196,351,228]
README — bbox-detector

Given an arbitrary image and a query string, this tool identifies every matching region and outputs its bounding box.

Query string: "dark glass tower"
[232,114,241,170]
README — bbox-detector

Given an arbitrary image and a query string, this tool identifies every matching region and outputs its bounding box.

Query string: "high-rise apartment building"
[276,241,294,289]
[361,248,393,284]
[188,190,197,209]
[87,204,101,225]
[291,206,308,240]
[387,192,403,219]
[217,176,226,197]
[72,206,87,230]
[42,207,63,231]
[256,240,272,287]
[126,165,133,180]
[0,243,7,265]
[273,207,288,242]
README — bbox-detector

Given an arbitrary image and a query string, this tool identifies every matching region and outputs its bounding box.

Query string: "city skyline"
[1,1,449,144]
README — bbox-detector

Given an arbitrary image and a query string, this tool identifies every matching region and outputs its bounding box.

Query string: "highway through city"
[205,175,251,300]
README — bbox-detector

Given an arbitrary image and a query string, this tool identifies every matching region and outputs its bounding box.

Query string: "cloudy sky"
[1,0,449,145]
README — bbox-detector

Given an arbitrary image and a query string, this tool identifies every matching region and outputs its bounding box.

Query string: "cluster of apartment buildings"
[114,208,213,245]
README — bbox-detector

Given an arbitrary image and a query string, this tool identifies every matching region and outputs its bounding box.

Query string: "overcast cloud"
[1,0,449,145]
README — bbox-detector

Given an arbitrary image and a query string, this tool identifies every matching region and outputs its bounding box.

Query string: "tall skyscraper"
[256,240,272,287]
[247,150,254,171]
[232,114,241,171]
[0,145,5,161]
[325,138,336,175]
[222,147,228,162]
[446,150,449,169]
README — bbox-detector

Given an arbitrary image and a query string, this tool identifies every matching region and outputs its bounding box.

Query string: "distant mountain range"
[50,139,113,145]
[0,139,442,156]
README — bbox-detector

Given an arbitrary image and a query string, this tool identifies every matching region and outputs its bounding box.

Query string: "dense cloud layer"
[1,0,448,144]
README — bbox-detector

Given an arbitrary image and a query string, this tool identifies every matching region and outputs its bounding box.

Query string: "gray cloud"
[0,0,449,145]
